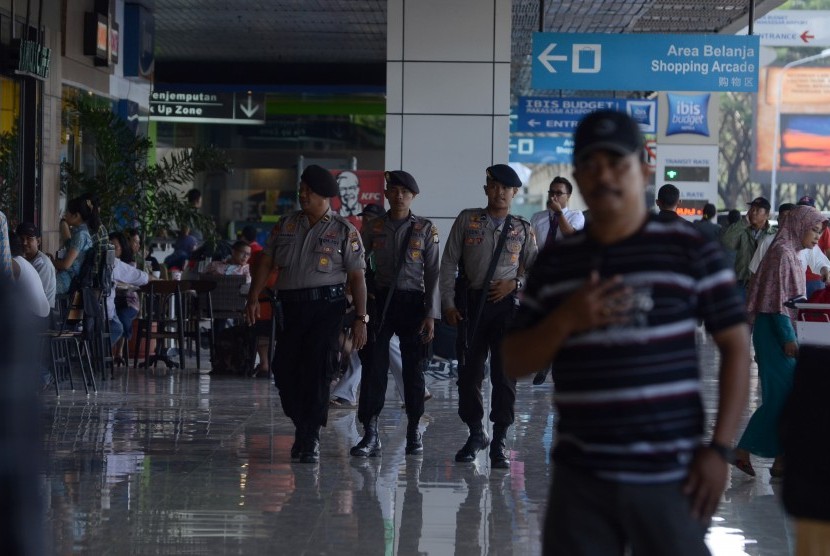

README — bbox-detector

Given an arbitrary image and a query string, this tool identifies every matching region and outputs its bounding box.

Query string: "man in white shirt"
[530,176,586,250]
[529,176,585,384]
[16,222,56,308]
[9,233,50,319]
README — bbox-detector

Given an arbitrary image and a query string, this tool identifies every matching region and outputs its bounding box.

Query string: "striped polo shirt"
[511,215,745,483]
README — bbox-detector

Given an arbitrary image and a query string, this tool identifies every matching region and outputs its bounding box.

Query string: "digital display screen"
[663,166,710,182]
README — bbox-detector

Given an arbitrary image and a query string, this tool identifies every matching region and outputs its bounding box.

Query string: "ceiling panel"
[153,0,784,90]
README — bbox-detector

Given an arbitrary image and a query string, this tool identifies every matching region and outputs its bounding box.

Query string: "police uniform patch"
[430,225,439,243]
[285,222,297,233]
[465,237,483,245]
[409,249,422,260]
[348,230,359,241]
[467,222,482,230]
[410,238,423,249]
[413,222,424,231]
[510,253,519,264]
[351,240,361,253]
[321,245,334,254]
[506,240,522,254]
[324,230,338,239]
[319,256,330,267]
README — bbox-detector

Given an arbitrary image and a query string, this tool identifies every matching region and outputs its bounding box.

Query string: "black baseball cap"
[15,222,39,237]
[384,170,419,194]
[573,109,644,163]
[301,165,339,198]
[797,195,816,207]
[486,164,521,188]
[747,197,771,211]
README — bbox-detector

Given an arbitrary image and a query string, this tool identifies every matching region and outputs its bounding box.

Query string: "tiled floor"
[40,332,794,555]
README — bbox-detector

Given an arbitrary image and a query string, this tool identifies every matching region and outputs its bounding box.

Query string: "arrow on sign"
[800,31,815,43]
[528,119,541,128]
[239,95,260,118]
[537,43,567,73]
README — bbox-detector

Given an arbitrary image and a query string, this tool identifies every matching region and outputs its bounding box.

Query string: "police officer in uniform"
[440,164,537,468]
[246,164,367,464]
[351,170,440,457]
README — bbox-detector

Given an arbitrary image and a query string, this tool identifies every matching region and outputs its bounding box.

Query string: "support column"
[386,0,512,242]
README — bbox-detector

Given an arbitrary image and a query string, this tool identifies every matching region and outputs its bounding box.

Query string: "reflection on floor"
[40,333,793,555]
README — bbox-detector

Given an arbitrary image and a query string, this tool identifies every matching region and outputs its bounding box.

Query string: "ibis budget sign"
[532,33,760,92]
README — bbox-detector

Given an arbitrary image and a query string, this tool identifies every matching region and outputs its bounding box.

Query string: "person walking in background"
[694,203,722,243]
[246,165,367,464]
[655,183,683,220]
[440,164,537,469]
[529,176,585,385]
[350,170,439,458]
[503,110,749,555]
[734,205,827,479]
[722,197,775,295]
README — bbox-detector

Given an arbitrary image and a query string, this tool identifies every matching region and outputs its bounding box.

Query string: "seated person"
[241,225,264,255]
[9,233,50,320]
[108,232,149,363]
[16,222,56,309]
[163,226,198,271]
[54,194,99,295]
[205,240,252,281]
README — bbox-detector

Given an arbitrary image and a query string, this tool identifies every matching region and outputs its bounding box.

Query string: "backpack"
[72,225,115,294]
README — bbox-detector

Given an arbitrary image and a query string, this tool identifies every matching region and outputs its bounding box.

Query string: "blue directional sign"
[532,33,760,92]
[515,97,657,133]
[509,136,574,164]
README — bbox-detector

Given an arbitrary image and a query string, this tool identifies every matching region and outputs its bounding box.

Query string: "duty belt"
[278,284,346,302]
[376,288,424,303]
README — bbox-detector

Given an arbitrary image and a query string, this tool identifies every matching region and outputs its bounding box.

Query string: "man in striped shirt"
[504,110,750,556]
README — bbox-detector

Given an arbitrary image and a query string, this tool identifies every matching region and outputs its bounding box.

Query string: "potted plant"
[61,95,230,251]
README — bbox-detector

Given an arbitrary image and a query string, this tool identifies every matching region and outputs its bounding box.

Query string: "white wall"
[386,0,512,246]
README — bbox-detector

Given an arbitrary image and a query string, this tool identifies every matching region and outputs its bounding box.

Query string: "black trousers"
[272,297,346,429]
[456,293,517,428]
[357,290,427,424]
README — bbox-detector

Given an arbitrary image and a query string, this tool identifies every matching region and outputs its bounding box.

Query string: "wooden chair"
[133,280,188,370]
[182,279,217,369]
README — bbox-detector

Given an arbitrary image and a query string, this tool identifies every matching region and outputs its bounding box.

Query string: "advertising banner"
[329,170,385,230]
[753,67,830,184]
[515,97,657,133]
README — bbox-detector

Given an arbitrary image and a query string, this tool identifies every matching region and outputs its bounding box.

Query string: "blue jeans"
[108,318,124,347]
[116,306,139,341]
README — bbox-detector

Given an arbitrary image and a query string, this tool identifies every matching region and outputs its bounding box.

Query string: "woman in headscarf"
[734,205,827,477]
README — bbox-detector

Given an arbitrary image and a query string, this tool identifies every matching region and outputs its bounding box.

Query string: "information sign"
[150,91,266,124]
[515,97,656,133]
[532,33,760,92]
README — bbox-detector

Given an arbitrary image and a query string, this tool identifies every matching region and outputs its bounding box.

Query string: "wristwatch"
[514,278,524,292]
[707,440,735,464]
[355,314,370,324]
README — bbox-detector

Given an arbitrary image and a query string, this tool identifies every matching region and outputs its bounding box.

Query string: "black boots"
[455,426,490,462]
[490,425,510,469]
[350,416,382,457]
[405,420,423,455]
[300,426,321,464]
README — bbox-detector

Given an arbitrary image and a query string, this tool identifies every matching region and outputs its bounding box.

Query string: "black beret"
[302,165,339,198]
[486,164,521,188]
[384,170,419,194]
